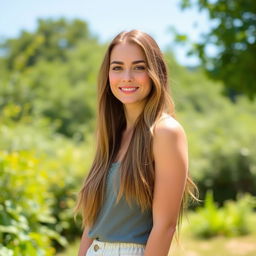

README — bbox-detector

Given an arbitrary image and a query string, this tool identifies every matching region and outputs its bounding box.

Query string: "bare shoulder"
[153,113,187,142]
[152,113,188,173]
[151,114,188,230]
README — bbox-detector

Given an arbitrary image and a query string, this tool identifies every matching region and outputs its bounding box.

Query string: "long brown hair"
[75,30,198,228]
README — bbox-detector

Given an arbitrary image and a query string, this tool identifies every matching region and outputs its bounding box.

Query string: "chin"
[123,100,146,107]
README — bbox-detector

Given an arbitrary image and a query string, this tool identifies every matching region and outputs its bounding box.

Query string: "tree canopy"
[1,18,96,71]
[0,18,104,138]
[179,0,256,99]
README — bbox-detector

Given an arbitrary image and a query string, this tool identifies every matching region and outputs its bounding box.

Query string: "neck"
[123,102,145,130]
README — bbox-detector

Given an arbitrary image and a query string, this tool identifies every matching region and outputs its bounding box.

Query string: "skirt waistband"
[92,239,145,249]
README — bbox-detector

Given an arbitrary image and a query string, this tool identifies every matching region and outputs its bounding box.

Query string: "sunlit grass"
[57,234,256,256]
[170,233,256,256]
[57,214,256,256]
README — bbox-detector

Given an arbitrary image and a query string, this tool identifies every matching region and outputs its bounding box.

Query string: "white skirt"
[86,239,145,256]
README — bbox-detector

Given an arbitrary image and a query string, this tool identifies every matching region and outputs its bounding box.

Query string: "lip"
[118,86,139,94]
[119,86,139,88]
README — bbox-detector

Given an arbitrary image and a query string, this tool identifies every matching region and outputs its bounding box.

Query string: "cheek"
[109,72,120,86]
[109,73,121,97]
[137,73,151,88]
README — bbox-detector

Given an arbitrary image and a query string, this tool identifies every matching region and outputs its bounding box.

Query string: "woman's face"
[109,42,152,108]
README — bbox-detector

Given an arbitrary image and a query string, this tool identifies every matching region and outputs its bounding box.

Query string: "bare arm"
[144,117,188,256]
[77,227,93,256]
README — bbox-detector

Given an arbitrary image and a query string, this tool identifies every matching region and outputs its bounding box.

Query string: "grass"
[57,240,80,256]
[57,234,256,256]
[170,234,256,256]
[57,215,256,256]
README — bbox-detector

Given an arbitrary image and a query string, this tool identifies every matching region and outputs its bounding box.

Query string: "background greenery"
[176,0,256,99]
[0,7,255,255]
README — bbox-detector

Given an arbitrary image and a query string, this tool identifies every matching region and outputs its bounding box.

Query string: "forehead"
[110,42,146,62]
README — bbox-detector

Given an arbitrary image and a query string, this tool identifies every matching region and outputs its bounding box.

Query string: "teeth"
[121,87,138,91]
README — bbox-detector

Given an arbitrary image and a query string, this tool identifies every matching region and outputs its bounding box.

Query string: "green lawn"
[170,234,256,256]
[57,215,256,256]
[57,233,256,256]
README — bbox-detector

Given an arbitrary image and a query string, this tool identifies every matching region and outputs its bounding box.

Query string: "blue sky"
[0,0,210,65]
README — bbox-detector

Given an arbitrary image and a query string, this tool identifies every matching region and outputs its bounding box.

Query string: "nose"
[122,70,133,82]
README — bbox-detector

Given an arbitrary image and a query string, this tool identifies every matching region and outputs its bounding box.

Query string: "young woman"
[75,30,198,256]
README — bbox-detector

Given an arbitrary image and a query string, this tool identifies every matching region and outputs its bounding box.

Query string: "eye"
[134,65,146,70]
[111,66,122,71]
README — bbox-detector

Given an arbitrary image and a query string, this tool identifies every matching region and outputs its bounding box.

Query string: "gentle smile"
[119,87,139,92]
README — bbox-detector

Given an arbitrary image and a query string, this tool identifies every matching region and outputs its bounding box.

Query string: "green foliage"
[183,101,256,203]
[0,18,105,138]
[0,150,63,255]
[1,18,95,71]
[178,0,256,99]
[0,104,94,254]
[183,106,256,202]
[166,55,256,203]
[0,16,255,255]
[186,191,256,238]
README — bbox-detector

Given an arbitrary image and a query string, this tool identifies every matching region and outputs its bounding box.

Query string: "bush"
[173,66,256,203]
[183,105,256,203]
[0,105,94,254]
[0,150,66,255]
[186,191,256,238]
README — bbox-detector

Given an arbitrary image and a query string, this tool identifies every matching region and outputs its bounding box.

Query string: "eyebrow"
[110,60,146,65]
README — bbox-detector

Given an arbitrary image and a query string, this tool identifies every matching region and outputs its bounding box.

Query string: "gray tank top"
[88,162,153,244]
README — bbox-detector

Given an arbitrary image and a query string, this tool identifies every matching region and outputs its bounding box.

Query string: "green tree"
[178,0,256,99]
[0,18,104,138]
[1,18,96,71]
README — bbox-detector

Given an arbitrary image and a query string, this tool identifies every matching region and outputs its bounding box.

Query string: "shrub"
[178,94,256,203]
[186,191,256,238]
[0,106,94,254]
[0,120,94,254]
[0,150,66,255]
